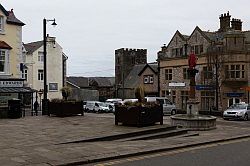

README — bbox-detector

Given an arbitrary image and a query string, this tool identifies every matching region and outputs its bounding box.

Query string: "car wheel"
[171,110,176,115]
[244,114,248,121]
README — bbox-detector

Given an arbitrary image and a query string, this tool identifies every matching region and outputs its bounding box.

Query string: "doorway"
[228,98,240,107]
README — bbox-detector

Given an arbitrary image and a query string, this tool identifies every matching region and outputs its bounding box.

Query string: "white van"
[145,97,177,115]
[85,101,110,113]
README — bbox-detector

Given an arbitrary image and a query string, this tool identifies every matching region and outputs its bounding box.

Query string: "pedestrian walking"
[34,101,39,116]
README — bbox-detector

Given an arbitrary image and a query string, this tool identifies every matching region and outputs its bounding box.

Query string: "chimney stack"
[231,18,242,31]
[219,11,231,32]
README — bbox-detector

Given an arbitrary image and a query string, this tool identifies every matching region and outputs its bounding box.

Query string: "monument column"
[187,52,199,116]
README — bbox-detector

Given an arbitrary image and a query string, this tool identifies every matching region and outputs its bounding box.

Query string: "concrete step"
[120,128,189,141]
[60,125,177,144]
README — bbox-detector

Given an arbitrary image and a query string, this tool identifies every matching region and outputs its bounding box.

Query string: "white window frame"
[149,76,154,83]
[22,69,28,80]
[0,16,4,32]
[144,76,149,84]
[38,69,44,81]
[144,75,154,84]
[38,52,44,62]
[0,49,8,73]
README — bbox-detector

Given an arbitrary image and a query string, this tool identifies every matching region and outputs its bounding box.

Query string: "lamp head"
[51,19,57,27]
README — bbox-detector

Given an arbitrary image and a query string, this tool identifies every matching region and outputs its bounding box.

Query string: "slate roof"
[124,64,145,88]
[6,9,25,26]
[0,4,25,26]
[89,77,115,87]
[23,41,43,54]
[138,63,158,76]
[67,77,89,88]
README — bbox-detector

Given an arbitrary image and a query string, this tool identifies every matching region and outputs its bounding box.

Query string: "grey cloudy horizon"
[2,0,250,77]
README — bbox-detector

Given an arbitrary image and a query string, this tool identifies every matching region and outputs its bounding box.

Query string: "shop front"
[0,78,34,118]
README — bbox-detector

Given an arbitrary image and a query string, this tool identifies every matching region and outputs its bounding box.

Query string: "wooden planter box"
[115,105,163,126]
[48,101,84,117]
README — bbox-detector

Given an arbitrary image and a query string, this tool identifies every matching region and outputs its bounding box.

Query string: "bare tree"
[206,42,227,111]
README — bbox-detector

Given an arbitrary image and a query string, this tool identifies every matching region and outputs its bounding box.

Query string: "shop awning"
[0,87,34,93]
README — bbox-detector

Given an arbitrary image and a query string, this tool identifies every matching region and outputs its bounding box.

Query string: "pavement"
[0,113,250,166]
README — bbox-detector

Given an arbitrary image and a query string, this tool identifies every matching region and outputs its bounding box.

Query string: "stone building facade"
[115,48,147,99]
[158,12,250,112]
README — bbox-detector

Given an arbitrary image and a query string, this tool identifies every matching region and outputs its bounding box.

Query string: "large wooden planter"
[115,105,163,126]
[48,101,84,117]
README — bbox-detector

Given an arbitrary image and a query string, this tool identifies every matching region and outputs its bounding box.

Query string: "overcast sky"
[2,0,250,77]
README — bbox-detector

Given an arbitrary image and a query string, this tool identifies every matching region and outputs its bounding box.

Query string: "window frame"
[38,52,44,62]
[22,69,28,80]
[38,69,44,81]
[143,75,154,84]
[183,68,190,80]
[0,16,4,32]
[165,69,173,80]
[0,49,7,73]
[225,64,245,79]
[203,66,213,79]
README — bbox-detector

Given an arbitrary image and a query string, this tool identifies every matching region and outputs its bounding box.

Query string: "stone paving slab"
[0,113,250,165]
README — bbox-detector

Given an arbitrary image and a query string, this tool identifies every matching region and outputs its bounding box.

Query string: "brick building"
[158,12,250,112]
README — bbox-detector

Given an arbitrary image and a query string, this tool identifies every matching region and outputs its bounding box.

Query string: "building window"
[200,45,203,53]
[171,49,175,57]
[195,45,199,54]
[49,83,58,91]
[0,16,3,32]
[201,91,215,111]
[38,52,44,62]
[144,75,154,84]
[38,69,44,81]
[0,49,6,72]
[181,91,189,111]
[22,69,28,80]
[183,68,190,79]
[203,66,213,79]
[225,64,245,79]
[165,69,172,80]
[180,47,183,56]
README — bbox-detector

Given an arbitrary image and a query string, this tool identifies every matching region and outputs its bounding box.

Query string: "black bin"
[8,99,22,118]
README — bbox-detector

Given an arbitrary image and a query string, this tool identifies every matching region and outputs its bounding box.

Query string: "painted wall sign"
[0,81,23,87]
[226,92,244,97]
[169,82,186,87]
[196,85,215,90]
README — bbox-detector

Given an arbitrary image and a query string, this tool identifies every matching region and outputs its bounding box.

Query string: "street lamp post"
[42,18,57,115]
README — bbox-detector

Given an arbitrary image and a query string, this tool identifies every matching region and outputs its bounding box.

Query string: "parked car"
[82,101,87,110]
[105,99,123,113]
[106,102,115,113]
[85,101,110,113]
[122,99,138,105]
[106,98,123,104]
[145,97,177,115]
[223,102,250,120]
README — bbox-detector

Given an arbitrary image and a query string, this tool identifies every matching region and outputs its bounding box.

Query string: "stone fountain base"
[170,114,217,131]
